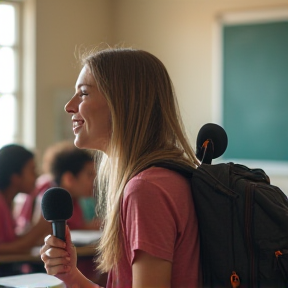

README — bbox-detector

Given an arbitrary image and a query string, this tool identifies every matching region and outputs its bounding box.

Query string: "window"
[0,2,19,148]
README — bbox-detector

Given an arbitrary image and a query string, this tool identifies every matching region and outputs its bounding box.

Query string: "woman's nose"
[64,95,78,113]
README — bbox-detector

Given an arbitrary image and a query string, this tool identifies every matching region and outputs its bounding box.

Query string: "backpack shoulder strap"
[152,161,194,178]
[154,161,238,198]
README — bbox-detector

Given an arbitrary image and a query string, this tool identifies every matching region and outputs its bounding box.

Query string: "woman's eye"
[80,92,88,97]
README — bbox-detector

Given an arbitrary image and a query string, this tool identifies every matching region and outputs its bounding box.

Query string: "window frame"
[0,0,22,146]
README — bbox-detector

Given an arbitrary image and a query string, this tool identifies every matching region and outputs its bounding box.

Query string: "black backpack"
[155,160,288,288]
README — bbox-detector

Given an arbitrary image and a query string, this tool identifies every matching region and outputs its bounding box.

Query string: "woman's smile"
[72,118,85,134]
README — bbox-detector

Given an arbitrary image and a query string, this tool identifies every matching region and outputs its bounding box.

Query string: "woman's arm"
[132,250,172,288]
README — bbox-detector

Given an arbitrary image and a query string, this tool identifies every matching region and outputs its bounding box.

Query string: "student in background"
[40,48,200,288]
[17,140,100,234]
[0,144,51,275]
[0,144,50,250]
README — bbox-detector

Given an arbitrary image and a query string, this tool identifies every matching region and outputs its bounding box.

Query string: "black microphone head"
[196,123,228,159]
[41,187,73,221]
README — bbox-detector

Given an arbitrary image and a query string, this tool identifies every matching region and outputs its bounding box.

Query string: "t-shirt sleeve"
[122,177,178,265]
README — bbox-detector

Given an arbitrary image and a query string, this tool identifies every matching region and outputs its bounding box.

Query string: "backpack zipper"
[275,249,288,284]
[231,271,241,288]
[245,183,256,288]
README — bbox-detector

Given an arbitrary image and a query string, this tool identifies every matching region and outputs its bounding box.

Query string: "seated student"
[0,144,51,249]
[17,140,100,234]
[0,144,51,275]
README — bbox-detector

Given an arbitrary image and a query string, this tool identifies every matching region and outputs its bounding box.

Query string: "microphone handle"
[52,220,66,241]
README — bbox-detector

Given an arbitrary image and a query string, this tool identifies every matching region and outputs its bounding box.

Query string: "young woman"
[40,48,201,288]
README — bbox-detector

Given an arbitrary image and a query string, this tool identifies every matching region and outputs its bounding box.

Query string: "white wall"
[24,0,288,190]
[23,0,113,159]
[111,0,288,143]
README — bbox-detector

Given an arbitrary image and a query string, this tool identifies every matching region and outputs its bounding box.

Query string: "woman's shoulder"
[134,166,188,182]
[124,166,191,201]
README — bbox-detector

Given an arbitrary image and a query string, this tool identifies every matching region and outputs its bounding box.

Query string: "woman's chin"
[73,138,85,149]
[74,136,108,152]
[74,138,93,150]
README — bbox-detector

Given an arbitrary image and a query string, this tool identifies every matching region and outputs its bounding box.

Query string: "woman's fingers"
[41,246,70,259]
[45,262,71,276]
[42,254,72,275]
[41,245,71,276]
[40,232,70,271]
[40,226,78,276]
[44,234,67,248]
[40,226,78,278]
[65,226,74,251]
[64,226,77,260]
[42,254,71,267]
[40,234,67,254]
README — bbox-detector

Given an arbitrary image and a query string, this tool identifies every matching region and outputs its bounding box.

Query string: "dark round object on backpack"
[196,123,228,159]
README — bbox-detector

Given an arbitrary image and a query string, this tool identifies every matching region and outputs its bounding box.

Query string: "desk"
[0,230,102,263]
[0,231,107,286]
[0,273,65,288]
[0,245,107,286]
[0,245,96,264]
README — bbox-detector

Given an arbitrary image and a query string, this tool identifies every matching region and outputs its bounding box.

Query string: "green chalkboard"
[222,21,288,162]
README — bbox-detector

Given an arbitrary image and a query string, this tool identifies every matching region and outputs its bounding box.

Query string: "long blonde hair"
[80,47,199,272]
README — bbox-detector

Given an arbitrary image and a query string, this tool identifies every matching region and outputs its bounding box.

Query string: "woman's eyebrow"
[75,83,93,90]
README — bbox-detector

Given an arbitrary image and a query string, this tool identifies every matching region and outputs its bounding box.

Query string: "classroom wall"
[110,0,288,139]
[23,0,113,158]
[23,0,288,188]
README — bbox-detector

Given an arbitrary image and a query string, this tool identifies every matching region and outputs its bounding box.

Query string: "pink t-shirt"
[67,199,85,230]
[0,193,17,243]
[16,174,53,233]
[106,167,201,288]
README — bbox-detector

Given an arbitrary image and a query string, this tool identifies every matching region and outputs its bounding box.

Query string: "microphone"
[41,187,73,241]
[196,123,228,164]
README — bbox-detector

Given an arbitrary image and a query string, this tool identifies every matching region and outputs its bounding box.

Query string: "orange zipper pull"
[275,250,283,258]
[230,271,240,288]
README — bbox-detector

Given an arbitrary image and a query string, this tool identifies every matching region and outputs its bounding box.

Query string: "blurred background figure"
[16,140,101,235]
[0,144,51,275]
[14,141,102,282]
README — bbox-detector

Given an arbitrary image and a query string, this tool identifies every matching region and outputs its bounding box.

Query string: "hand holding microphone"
[40,188,78,280]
